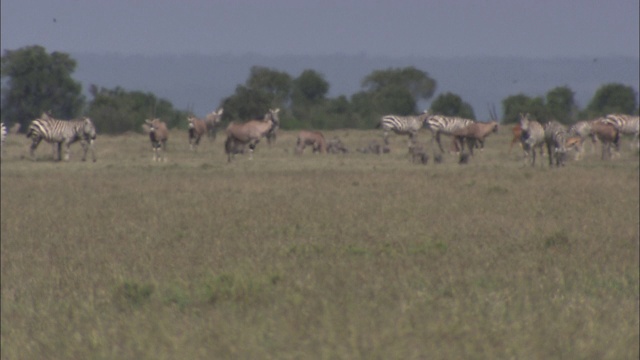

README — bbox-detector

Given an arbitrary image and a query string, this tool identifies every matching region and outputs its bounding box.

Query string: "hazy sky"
[2,0,639,58]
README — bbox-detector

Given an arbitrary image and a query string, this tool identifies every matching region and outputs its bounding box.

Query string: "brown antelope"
[224,108,279,162]
[295,130,327,154]
[509,123,523,153]
[145,118,169,162]
[451,121,499,156]
[590,120,620,160]
[204,108,224,140]
[187,115,207,151]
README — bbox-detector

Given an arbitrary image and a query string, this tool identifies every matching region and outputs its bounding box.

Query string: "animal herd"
[1,109,638,166]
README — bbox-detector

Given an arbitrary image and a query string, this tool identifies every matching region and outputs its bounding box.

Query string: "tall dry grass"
[1,128,639,359]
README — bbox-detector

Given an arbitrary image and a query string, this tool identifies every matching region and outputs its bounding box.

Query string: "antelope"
[205,108,224,140]
[224,108,279,162]
[295,130,327,154]
[509,123,523,153]
[145,118,169,162]
[187,115,207,151]
[590,120,620,160]
[451,121,499,156]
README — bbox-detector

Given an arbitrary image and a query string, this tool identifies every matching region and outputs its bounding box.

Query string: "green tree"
[245,66,292,108]
[353,67,437,124]
[86,85,188,134]
[501,94,548,124]
[585,83,637,117]
[362,66,436,102]
[291,70,329,107]
[291,69,330,123]
[430,92,475,119]
[222,67,292,126]
[546,86,576,124]
[221,85,273,122]
[1,45,85,129]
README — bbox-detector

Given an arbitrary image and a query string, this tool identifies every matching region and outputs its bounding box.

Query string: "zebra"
[568,119,599,159]
[519,113,545,166]
[26,113,97,162]
[602,114,639,151]
[544,121,569,167]
[376,110,431,145]
[1,122,6,158]
[425,113,475,153]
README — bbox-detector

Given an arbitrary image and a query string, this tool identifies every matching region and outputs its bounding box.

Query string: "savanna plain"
[1,129,639,359]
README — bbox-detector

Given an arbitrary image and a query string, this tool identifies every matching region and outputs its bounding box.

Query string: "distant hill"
[72,53,639,121]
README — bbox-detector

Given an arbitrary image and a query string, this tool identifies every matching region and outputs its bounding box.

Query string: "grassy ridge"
[1,129,639,359]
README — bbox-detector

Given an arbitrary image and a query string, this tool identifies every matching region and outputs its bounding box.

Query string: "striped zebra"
[1,122,6,158]
[519,113,545,166]
[602,114,639,150]
[568,119,599,159]
[27,113,97,162]
[425,114,475,153]
[377,111,431,145]
[544,121,569,167]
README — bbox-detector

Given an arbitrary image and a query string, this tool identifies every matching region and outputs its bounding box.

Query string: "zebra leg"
[435,133,445,153]
[89,140,96,162]
[81,141,88,161]
[30,137,43,160]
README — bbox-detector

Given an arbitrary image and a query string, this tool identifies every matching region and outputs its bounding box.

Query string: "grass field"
[1,128,639,359]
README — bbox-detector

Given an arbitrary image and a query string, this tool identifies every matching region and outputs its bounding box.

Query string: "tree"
[362,67,436,102]
[245,66,292,108]
[585,83,637,117]
[354,67,437,121]
[501,94,548,124]
[430,92,475,119]
[545,86,576,124]
[222,67,292,125]
[86,85,188,134]
[1,46,85,129]
[291,70,329,120]
[221,85,273,122]
[291,70,329,107]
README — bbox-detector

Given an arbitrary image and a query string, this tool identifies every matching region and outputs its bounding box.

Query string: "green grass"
[1,129,639,359]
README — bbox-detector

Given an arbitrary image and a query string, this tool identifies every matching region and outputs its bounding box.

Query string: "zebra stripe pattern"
[27,113,97,162]
[1,122,6,158]
[602,114,639,149]
[544,121,569,167]
[568,120,595,159]
[425,114,475,153]
[378,111,431,144]
[519,113,545,166]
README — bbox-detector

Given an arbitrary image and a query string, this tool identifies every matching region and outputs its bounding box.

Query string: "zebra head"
[519,113,531,131]
[82,117,97,141]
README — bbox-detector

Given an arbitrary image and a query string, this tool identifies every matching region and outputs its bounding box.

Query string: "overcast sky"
[2,0,639,58]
